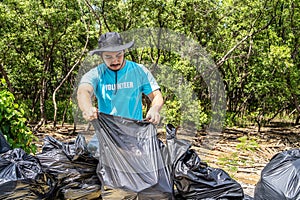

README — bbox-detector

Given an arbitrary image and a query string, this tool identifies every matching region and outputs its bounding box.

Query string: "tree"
[1,0,300,135]
[0,0,97,129]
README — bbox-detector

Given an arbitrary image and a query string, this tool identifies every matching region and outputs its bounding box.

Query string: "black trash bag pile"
[173,149,244,200]
[165,124,244,200]
[254,149,300,200]
[91,113,245,200]
[0,146,55,199]
[36,134,102,200]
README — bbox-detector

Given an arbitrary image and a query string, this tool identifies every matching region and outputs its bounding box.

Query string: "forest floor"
[34,121,300,198]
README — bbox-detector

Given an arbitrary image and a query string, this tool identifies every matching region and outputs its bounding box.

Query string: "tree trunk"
[33,78,47,132]
[296,115,300,125]
[292,93,300,125]
[52,25,89,128]
[61,95,71,127]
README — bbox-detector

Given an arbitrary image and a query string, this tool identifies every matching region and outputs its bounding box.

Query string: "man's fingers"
[146,113,160,124]
[83,107,98,121]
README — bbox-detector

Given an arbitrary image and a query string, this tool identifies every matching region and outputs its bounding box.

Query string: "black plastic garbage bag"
[36,134,101,200]
[164,124,191,168]
[91,112,176,199]
[173,148,244,200]
[0,148,56,199]
[0,130,11,153]
[254,149,300,200]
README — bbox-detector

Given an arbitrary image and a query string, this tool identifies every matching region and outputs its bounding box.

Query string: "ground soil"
[35,121,300,198]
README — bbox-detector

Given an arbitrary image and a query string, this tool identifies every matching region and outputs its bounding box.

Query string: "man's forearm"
[151,99,163,112]
[150,91,164,111]
[77,90,93,112]
[77,84,98,120]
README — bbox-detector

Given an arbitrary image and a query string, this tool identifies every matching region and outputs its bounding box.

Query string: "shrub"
[0,79,37,154]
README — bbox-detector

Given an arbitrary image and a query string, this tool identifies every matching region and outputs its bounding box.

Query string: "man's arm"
[146,89,164,124]
[77,83,98,121]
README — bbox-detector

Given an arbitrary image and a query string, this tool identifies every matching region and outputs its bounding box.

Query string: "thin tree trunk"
[61,95,72,127]
[53,23,90,127]
[34,44,52,132]
[33,77,47,133]
[292,93,300,125]
[83,0,103,35]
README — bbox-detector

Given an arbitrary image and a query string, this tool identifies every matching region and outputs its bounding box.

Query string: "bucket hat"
[90,32,134,55]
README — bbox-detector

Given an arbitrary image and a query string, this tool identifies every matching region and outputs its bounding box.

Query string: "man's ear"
[99,52,104,60]
[123,50,127,58]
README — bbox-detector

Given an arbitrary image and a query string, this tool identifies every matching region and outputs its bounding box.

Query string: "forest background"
[0,0,299,154]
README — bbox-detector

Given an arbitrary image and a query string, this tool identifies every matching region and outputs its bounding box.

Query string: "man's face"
[102,51,125,71]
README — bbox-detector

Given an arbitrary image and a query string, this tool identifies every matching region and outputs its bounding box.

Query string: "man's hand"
[145,105,161,124]
[146,90,163,124]
[77,84,98,121]
[82,107,98,121]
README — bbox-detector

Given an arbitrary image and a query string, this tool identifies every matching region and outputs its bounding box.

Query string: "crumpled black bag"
[91,113,181,199]
[0,130,11,153]
[36,134,101,200]
[164,124,192,168]
[91,113,245,200]
[254,149,300,200]
[170,123,244,200]
[0,148,56,199]
[164,124,250,200]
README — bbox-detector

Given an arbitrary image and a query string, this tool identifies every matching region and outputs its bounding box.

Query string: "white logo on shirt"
[105,82,134,91]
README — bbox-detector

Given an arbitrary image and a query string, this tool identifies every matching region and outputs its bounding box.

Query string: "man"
[77,32,163,124]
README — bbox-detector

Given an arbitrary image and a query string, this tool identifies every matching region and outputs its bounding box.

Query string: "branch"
[266,103,289,123]
[83,0,102,34]
[216,3,276,68]
[216,34,250,67]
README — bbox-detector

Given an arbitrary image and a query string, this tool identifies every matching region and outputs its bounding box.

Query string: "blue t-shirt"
[79,60,160,120]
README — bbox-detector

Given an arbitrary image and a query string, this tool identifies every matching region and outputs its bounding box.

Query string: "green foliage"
[45,99,74,123]
[156,59,209,130]
[217,152,239,174]
[161,99,181,126]
[0,79,37,154]
[225,112,237,127]
[0,0,96,124]
[161,97,208,130]
[217,135,259,176]
[216,0,300,126]
[225,112,257,128]
[1,0,300,130]
[236,136,259,152]
[217,136,258,176]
